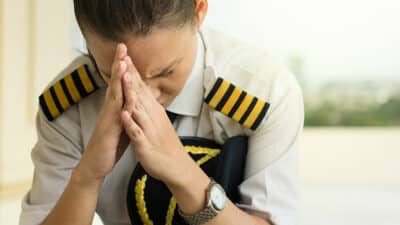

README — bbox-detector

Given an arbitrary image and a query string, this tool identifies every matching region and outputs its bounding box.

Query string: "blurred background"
[0,0,399,225]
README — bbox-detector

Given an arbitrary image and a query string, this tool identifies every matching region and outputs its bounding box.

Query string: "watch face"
[210,184,227,211]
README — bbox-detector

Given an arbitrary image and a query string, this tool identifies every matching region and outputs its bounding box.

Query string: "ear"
[194,0,208,29]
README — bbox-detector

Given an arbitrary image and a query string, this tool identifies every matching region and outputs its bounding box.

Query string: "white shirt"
[19,27,304,225]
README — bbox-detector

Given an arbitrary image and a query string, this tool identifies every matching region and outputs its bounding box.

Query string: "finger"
[110,44,128,80]
[121,110,147,148]
[106,43,128,107]
[121,73,153,131]
[122,71,138,114]
[131,99,154,133]
[122,69,157,136]
[137,83,163,117]
[122,56,158,113]
[124,55,142,82]
[124,56,147,93]
[107,61,126,109]
[124,57,159,101]
[114,43,127,66]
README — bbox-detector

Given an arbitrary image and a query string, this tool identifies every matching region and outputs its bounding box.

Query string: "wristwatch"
[178,179,227,225]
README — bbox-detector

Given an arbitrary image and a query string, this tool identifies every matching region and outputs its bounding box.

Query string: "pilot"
[19,1,304,225]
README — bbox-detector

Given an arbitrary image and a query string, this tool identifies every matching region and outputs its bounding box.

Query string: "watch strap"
[178,179,222,225]
[178,206,218,225]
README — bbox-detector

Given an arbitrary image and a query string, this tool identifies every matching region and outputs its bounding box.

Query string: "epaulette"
[205,77,270,131]
[39,64,99,121]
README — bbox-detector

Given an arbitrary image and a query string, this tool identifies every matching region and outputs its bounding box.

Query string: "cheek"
[157,76,186,102]
[160,65,192,96]
[159,79,183,97]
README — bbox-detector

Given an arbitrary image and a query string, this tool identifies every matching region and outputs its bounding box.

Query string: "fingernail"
[121,44,127,54]
[118,43,126,57]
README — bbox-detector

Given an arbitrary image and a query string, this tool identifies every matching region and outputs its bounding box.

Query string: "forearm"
[167,163,271,225]
[40,166,103,225]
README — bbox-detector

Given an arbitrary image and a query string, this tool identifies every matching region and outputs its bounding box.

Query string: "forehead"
[86,28,193,75]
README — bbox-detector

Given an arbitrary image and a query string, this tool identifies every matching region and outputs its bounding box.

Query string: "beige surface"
[0,0,75,185]
[0,181,31,201]
[300,127,400,187]
[0,0,4,180]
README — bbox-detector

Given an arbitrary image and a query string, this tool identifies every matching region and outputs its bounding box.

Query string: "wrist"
[166,160,211,214]
[165,153,207,190]
[71,163,104,189]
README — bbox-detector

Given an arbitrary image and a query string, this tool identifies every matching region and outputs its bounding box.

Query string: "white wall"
[205,0,400,81]
[0,0,75,186]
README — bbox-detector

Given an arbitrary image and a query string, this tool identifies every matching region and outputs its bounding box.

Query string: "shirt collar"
[166,33,205,117]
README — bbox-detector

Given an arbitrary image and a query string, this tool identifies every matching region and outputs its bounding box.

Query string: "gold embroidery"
[135,146,221,224]
[185,146,221,166]
[163,146,221,224]
[165,197,177,225]
[135,175,154,225]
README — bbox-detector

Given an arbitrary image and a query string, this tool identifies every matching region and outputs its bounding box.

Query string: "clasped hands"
[77,43,200,189]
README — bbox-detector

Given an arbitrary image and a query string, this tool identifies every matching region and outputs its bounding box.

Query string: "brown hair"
[74,0,196,41]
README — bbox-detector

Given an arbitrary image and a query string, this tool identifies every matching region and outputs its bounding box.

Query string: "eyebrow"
[149,57,184,78]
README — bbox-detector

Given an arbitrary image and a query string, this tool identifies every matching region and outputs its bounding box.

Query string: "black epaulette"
[205,77,270,131]
[39,64,99,121]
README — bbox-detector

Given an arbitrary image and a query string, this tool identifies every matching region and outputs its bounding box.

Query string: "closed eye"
[150,69,175,79]
[163,69,175,77]
[150,57,183,78]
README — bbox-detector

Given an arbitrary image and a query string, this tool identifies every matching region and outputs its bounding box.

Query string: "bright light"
[206,0,400,81]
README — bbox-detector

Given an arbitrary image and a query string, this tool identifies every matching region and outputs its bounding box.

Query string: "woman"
[19,0,303,225]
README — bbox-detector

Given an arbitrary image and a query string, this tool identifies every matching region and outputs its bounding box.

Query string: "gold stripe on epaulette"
[77,66,96,93]
[39,64,99,121]
[204,77,270,131]
[53,81,71,110]
[42,89,60,119]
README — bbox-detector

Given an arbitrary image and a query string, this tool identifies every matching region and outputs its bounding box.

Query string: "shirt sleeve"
[19,106,83,225]
[237,72,304,225]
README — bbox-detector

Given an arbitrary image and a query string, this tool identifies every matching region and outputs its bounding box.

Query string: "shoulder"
[38,55,105,121]
[201,28,302,133]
